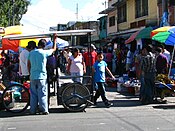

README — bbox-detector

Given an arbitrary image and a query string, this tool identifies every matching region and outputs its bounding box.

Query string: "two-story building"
[99,0,175,44]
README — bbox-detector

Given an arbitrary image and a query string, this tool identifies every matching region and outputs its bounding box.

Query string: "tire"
[2,84,30,113]
[61,83,91,112]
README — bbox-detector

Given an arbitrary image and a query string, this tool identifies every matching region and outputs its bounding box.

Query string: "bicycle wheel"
[61,83,91,112]
[2,84,30,113]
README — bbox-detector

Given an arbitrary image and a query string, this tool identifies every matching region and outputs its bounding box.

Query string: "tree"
[0,0,31,27]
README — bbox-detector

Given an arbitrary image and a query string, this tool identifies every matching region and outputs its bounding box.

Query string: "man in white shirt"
[159,44,171,64]
[19,41,36,83]
[163,48,170,64]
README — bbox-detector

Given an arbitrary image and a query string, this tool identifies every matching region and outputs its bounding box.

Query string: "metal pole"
[162,0,168,12]
[168,44,175,78]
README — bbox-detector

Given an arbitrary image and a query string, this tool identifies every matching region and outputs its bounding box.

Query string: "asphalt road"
[1,87,175,131]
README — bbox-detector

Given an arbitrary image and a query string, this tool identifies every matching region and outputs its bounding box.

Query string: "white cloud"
[20,0,106,32]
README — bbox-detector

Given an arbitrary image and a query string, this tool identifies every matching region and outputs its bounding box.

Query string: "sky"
[20,0,107,32]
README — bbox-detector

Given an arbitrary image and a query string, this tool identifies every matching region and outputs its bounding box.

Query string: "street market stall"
[1,29,95,113]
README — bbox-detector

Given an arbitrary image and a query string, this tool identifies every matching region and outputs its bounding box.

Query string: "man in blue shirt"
[28,35,57,115]
[93,52,115,107]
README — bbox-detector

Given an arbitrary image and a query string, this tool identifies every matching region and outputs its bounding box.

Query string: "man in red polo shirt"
[83,44,97,83]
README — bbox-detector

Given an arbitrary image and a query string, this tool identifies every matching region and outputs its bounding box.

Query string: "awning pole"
[168,44,175,78]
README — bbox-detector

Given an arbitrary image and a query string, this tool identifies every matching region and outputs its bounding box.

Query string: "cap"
[91,44,96,50]
[26,41,36,49]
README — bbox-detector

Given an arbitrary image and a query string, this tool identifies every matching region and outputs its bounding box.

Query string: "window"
[109,16,115,27]
[117,3,127,23]
[135,0,148,18]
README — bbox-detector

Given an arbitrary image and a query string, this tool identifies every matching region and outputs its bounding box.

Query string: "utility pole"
[76,3,78,21]
[102,1,107,9]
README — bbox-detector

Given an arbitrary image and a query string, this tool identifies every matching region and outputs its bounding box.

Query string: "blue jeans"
[30,79,48,113]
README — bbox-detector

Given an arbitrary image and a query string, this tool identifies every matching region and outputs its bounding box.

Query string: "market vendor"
[155,47,168,74]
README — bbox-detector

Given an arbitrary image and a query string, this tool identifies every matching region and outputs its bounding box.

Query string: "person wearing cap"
[19,41,36,83]
[28,35,57,115]
[83,44,97,83]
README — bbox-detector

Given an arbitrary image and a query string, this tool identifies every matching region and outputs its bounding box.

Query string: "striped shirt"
[141,52,156,73]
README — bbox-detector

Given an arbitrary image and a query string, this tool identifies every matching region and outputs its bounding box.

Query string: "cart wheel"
[61,83,91,112]
[2,84,30,113]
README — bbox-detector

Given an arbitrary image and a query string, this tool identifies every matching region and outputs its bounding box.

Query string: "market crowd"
[0,38,174,114]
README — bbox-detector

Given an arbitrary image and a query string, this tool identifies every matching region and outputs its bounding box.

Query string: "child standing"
[93,52,115,107]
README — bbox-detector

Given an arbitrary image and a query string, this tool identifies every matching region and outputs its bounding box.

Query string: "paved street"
[0,87,175,131]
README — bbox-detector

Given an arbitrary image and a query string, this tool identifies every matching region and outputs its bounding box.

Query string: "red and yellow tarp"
[1,25,39,52]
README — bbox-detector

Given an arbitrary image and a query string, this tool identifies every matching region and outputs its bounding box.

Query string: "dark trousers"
[94,82,108,103]
[141,72,156,104]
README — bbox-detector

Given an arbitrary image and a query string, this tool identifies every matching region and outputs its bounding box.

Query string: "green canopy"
[136,27,153,39]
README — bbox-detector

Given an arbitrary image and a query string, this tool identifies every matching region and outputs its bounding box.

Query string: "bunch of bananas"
[156,74,174,84]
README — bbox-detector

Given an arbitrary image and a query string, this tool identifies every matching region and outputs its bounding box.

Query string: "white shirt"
[163,49,171,63]
[19,49,29,76]
[63,51,72,62]
[126,50,134,64]
[69,54,83,73]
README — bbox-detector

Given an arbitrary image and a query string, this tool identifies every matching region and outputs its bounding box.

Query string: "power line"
[21,19,49,31]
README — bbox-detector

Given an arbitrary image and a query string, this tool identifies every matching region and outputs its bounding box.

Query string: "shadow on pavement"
[0,107,85,118]
[111,99,142,107]
[49,107,85,113]
[89,99,142,108]
[153,105,175,109]
[0,109,31,118]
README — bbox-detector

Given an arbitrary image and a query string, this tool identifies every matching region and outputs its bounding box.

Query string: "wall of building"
[118,0,158,31]
[107,10,118,35]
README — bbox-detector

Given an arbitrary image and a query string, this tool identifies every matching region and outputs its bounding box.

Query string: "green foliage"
[0,0,31,27]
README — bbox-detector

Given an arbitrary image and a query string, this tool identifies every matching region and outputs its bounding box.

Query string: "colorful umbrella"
[151,26,175,46]
[1,25,39,52]
[151,26,175,78]
[125,30,140,44]
[151,26,174,37]
[135,27,154,39]
[152,31,175,46]
[125,27,154,44]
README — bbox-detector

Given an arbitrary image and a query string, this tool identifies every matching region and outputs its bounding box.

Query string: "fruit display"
[156,74,174,84]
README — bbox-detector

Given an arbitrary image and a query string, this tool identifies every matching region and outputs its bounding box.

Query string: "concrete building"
[99,0,175,43]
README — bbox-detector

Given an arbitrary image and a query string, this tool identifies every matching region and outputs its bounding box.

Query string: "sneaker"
[39,112,49,115]
[105,102,112,108]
